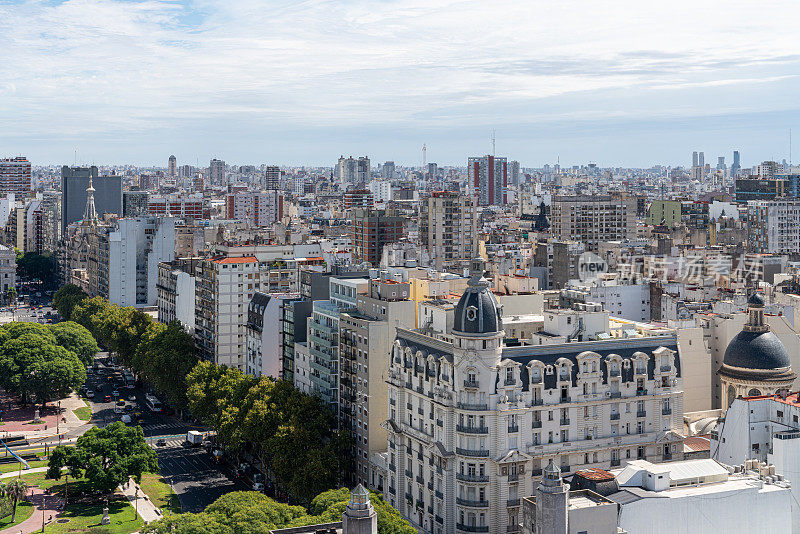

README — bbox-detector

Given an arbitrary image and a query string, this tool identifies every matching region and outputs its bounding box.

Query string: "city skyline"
[1,0,799,166]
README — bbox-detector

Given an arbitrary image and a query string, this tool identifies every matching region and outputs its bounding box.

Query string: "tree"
[48,321,100,367]
[53,284,88,321]
[2,479,28,523]
[4,287,16,306]
[71,297,112,341]
[0,328,85,406]
[16,252,56,286]
[47,422,157,493]
[140,513,230,534]
[133,321,196,410]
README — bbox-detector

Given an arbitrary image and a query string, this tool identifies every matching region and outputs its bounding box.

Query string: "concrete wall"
[677,327,712,412]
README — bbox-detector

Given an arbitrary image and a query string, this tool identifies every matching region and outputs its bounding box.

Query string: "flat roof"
[213,256,257,264]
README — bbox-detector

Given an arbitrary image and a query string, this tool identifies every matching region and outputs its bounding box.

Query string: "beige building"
[550,195,636,251]
[420,191,479,272]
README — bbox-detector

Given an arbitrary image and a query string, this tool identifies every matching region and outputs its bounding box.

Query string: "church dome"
[453,258,503,335]
[722,330,790,371]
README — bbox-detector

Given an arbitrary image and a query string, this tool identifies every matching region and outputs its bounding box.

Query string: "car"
[86,390,95,399]
[103,395,112,403]
[127,394,136,401]
[156,438,167,446]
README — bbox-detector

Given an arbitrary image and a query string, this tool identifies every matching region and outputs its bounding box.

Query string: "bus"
[144,394,162,413]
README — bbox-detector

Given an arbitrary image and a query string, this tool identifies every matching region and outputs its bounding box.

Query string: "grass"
[138,472,181,514]
[18,474,142,534]
[73,406,92,421]
[0,458,48,474]
[0,500,34,529]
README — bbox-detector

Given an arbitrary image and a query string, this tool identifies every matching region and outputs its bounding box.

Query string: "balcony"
[416,475,424,484]
[560,396,571,403]
[456,448,490,458]
[508,425,519,433]
[457,524,489,533]
[456,473,489,483]
[458,402,488,411]
[464,379,479,389]
[660,365,671,372]
[457,425,488,434]
[530,375,542,384]
[609,391,622,399]
[456,498,489,508]
[637,410,647,418]
[435,490,443,499]
[436,516,444,525]
[504,378,516,386]
[508,472,519,482]
[507,498,520,507]
[662,406,672,415]
[636,389,648,397]
[560,418,570,426]
[609,369,620,377]
[531,399,544,406]
[610,413,620,420]
[611,458,621,467]
[532,420,542,429]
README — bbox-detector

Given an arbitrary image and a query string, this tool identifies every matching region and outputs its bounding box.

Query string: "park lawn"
[0,500,34,529]
[0,458,48,474]
[73,406,92,421]
[45,496,143,534]
[138,472,181,514]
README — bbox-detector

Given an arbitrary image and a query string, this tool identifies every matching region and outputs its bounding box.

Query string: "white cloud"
[0,0,799,160]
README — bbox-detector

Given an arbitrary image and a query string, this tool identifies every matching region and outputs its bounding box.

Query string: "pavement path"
[0,486,61,534]
[120,477,163,524]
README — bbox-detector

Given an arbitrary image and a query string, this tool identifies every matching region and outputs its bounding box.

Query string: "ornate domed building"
[718,292,796,409]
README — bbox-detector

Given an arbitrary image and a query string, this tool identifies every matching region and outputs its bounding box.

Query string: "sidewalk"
[120,477,163,524]
[0,486,61,534]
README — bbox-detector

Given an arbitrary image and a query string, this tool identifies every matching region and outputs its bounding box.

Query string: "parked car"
[103,395,112,403]
[86,390,95,399]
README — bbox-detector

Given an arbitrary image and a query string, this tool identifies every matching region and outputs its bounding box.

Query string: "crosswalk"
[149,438,185,449]
[142,419,189,433]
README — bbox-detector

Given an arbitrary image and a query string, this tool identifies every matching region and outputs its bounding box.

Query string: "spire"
[83,175,98,226]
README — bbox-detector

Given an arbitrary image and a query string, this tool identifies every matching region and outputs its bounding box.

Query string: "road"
[83,355,248,513]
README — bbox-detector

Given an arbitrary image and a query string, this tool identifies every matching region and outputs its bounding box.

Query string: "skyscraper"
[699,151,705,170]
[209,158,225,185]
[692,151,698,167]
[61,166,122,232]
[510,160,521,186]
[732,150,741,177]
[468,155,507,206]
[382,161,395,180]
[0,157,31,197]
[264,165,280,190]
[168,155,176,177]
[337,156,370,184]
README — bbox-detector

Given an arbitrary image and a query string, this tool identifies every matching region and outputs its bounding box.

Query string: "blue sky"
[1,0,799,168]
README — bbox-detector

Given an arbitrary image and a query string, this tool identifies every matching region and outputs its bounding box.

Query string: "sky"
[1,0,799,168]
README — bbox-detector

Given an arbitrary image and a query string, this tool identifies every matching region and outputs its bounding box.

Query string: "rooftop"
[213,255,258,264]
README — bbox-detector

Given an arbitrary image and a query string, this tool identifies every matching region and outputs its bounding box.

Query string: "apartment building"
[385,259,684,534]
[149,194,206,219]
[747,199,800,253]
[245,292,302,378]
[468,155,507,206]
[0,157,31,197]
[349,208,404,266]
[225,191,284,227]
[419,192,479,273]
[550,195,636,251]
[156,258,199,331]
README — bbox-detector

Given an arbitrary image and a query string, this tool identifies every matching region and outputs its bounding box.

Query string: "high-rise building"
[699,151,705,169]
[0,157,31,197]
[122,191,149,217]
[265,165,280,190]
[692,151,698,167]
[168,155,177,177]
[731,151,741,177]
[747,200,800,253]
[225,191,283,226]
[550,195,636,251]
[468,155,507,206]
[349,208,404,266]
[148,194,205,219]
[338,156,371,185]
[209,158,225,185]
[344,189,374,210]
[510,160,521,186]
[419,191,479,272]
[61,166,122,232]
[382,161,395,180]
[426,162,438,181]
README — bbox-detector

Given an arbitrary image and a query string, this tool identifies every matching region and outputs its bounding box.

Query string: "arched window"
[748,388,762,397]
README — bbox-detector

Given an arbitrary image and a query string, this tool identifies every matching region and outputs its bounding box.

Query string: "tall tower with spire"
[82,175,98,226]
[341,484,377,534]
[534,460,569,534]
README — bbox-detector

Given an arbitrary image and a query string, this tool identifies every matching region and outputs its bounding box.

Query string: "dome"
[453,258,503,335]
[748,292,765,307]
[722,330,790,371]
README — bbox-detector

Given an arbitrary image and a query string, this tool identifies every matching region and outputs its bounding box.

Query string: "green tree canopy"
[52,284,88,321]
[17,252,56,285]
[47,422,157,493]
[141,488,413,534]
[48,321,99,367]
[133,321,197,410]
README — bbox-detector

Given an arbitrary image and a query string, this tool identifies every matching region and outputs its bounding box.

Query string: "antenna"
[491,130,496,156]
[422,144,427,169]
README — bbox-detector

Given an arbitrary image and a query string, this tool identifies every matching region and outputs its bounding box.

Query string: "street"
[83,354,248,512]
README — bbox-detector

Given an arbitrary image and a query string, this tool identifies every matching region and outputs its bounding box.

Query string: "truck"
[186,430,204,446]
